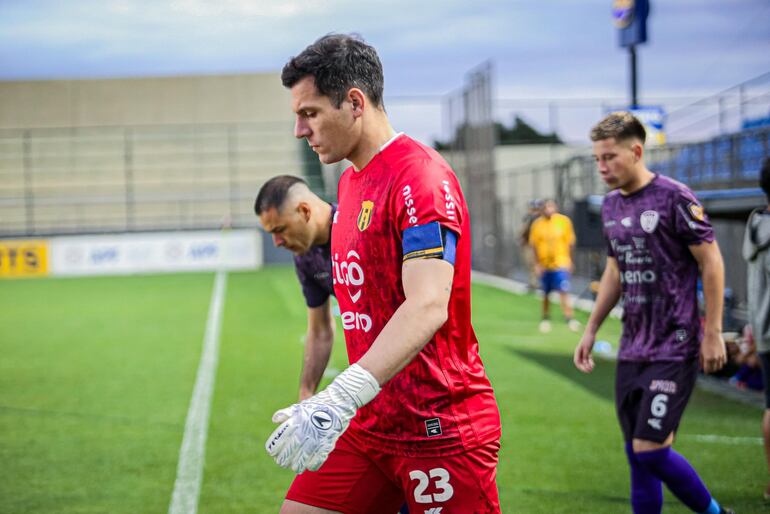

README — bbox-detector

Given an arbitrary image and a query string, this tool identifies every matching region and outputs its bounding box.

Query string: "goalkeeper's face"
[259,205,314,255]
[290,76,359,166]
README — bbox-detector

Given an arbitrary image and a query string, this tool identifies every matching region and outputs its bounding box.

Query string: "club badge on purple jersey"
[640,210,659,233]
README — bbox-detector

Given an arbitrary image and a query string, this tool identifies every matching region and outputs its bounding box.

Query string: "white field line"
[683,434,763,446]
[168,271,227,514]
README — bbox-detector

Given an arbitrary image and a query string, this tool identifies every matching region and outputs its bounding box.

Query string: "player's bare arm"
[357,257,453,385]
[299,300,335,400]
[689,240,727,374]
[574,256,621,373]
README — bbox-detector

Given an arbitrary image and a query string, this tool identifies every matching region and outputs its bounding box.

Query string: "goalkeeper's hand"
[265,363,380,473]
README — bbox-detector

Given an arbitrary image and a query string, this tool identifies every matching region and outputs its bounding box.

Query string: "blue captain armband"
[402,222,457,265]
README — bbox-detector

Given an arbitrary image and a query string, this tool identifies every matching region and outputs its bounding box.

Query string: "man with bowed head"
[264,34,502,514]
[574,112,732,514]
[255,175,337,403]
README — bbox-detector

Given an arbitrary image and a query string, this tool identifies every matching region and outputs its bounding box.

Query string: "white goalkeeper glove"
[265,363,380,473]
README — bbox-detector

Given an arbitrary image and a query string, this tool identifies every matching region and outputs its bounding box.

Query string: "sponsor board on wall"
[0,240,49,278]
[48,229,261,276]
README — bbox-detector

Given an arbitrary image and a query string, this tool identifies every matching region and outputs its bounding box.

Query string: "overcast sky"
[2,0,768,143]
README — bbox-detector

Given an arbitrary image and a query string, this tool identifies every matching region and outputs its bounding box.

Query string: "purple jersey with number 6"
[601,174,714,362]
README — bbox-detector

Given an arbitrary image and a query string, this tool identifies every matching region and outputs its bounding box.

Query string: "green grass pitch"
[0,267,765,513]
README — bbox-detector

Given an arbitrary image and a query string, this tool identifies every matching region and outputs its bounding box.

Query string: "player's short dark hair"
[590,112,647,145]
[760,157,770,201]
[254,175,308,215]
[281,33,385,109]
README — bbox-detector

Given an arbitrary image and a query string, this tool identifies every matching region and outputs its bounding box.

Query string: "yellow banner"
[0,240,49,277]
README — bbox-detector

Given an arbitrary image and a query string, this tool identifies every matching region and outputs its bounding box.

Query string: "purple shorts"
[615,359,698,443]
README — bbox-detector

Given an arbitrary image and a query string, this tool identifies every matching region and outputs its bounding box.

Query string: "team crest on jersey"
[357,200,374,231]
[640,210,659,233]
[688,202,705,222]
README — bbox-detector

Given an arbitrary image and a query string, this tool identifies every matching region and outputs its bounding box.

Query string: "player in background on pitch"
[265,34,502,514]
[574,112,732,514]
[528,198,581,333]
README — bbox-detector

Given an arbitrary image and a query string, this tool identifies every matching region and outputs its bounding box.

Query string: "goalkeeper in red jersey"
[265,34,502,514]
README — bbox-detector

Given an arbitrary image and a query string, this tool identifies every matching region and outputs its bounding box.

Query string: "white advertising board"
[49,229,261,276]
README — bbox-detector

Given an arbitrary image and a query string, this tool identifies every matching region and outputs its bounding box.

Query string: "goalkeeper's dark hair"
[281,33,385,109]
[255,175,308,215]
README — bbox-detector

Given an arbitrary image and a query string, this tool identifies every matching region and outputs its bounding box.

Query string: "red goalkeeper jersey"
[332,133,501,457]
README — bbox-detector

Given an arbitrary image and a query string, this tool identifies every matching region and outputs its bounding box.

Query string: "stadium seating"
[648,126,769,189]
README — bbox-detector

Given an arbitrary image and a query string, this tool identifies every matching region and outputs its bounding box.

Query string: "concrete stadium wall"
[0,73,304,237]
[0,73,292,128]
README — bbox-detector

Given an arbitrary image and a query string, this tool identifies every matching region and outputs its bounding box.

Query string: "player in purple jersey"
[574,112,732,514]
[255,175,337,401]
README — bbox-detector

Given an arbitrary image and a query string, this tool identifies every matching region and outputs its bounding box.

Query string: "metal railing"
[0,122,303,237]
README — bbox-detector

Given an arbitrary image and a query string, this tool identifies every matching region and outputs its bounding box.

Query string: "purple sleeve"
[672,187,715,246]
[294,258,331,308]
